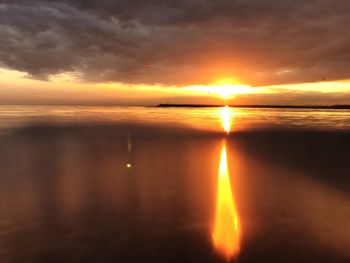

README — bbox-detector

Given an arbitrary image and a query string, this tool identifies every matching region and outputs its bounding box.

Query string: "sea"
[0,105,349,263]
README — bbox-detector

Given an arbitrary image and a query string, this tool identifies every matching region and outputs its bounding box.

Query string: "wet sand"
[0,121,349,263]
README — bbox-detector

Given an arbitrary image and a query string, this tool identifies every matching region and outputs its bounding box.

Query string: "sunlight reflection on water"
[0,105,349,263]
[0,105,349,131]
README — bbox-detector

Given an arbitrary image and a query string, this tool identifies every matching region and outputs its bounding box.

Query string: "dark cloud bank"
[1,0,350,86]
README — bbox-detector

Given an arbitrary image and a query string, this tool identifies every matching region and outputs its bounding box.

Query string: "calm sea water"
[0,105,349,263]
[0,105,350,131]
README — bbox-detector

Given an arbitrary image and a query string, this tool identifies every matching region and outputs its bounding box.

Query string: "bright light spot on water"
[212,143,241,260]
[220,106,232,133]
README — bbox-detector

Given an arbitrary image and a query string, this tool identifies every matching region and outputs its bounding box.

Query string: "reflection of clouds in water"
[0,121,349,262]
[249,162,350,258]
[292,177,350,257]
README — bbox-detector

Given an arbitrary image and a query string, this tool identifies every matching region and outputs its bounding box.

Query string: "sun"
[186,78,252,99]
[213,84,252,98]
[211,79,252,98]
[213,84,240,98]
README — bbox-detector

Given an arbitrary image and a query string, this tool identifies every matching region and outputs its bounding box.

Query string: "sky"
[0,0,350,105]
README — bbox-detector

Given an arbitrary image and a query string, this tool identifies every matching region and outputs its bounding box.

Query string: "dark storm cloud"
[1,0,350,86]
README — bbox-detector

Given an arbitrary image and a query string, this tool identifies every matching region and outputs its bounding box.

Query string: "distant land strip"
[157,104,350,109]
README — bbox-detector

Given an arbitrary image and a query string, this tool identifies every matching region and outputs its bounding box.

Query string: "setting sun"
[187,79,252,99]
[213,84,252,98]
[212,78,252,98]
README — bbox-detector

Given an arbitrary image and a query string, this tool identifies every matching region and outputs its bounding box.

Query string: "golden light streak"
[212,143,241,260]
[220,106,232,133]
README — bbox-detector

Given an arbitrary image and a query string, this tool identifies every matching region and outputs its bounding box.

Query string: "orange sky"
[1,68,350,105]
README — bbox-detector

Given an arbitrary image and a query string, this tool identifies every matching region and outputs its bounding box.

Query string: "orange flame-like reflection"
[220,106,232,133]
[212,143,241,260]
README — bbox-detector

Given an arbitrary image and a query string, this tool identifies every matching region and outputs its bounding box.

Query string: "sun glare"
[187,79,252,99]
[213,84,251,98]
[213,79,251,98]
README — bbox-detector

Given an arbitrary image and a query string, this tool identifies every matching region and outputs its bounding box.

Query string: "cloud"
[235,90,350,105]
[1,0,350,86]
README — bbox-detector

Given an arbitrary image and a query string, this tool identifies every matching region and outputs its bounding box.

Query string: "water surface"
[1,105,350,131]
[0,106,349,263]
